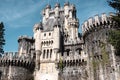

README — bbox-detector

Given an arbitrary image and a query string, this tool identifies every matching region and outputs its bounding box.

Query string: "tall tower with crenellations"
[33,2,84,80]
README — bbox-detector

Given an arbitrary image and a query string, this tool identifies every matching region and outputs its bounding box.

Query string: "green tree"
[58,58,63,71]
[107,0,120,56]
[0,22,5,55]
[108,0,120,25]
[108,0,120,12]
[108,30,120,55]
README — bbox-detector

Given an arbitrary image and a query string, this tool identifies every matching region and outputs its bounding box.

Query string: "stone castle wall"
[0,52,35,80]
[82,13,120,80]
[0,66,33,80]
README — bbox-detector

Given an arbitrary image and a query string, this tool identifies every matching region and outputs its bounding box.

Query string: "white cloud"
[1,0,45,20]
[0,0,51,28]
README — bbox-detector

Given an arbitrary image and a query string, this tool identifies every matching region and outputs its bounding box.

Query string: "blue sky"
[0,0,115,52]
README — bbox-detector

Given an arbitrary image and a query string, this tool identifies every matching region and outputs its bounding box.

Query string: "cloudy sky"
[0,0,115,52]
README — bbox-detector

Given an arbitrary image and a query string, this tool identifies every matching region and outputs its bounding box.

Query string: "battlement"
[2,52,18,59]
[68,18,79,27]
[82,13,114,36]
[42,2,76,22]
[57,59,87,69]
[0,52,35,70]
[18,35,34,42]
[33,22,43,32]
[1,52,34,61]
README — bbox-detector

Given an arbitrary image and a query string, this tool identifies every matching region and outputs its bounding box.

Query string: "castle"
[0,2,120,80]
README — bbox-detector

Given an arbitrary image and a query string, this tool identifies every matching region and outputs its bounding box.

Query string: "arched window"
[46,49,49,58]
[44,33,46,36]
[51,40,53,44]
[43,50,46,59]
[79,59,81,66]
[76,60,78,66]
[65,60,67,67]
[82,59,84,62]
[67,60,69,67]
[50,49,52,58]
[66,49,70,56]
[46,41,48,46]
[49,33,51,36]
[41,42,43,46]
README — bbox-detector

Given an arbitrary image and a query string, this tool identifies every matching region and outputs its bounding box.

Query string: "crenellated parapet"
[42,2,77,23]
[68,18,79,27]
[18,35,35,57]
[33,22,43,33]
[57,59,87,69]
[18,35,34,42]
[82,13,114,36]
[0,52,35,70]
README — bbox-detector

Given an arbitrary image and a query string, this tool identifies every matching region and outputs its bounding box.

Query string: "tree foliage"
[108,0,120,25]
[58,58,63,71]
[0,22,5,54]
[108,0,120,12]
[107,0,120,56]
[108,30,120,55]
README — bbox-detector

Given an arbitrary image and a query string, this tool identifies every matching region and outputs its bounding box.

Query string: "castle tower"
[63,2,79,44]
[82,13,120,80]
[53,18,60,61]
[18,35,35,57]
[54,3,60,18]
[34,18,61,80]
[34,9,61,79]
[34,2,82,80]
[64,2,70,30]
[42,4,51,23]
[33,22,43,70]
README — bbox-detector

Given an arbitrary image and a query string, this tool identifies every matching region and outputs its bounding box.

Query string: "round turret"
[54,3,60,18]
[33,22,43,33]
[55,3,60,8]
[71,4,75,8]
[64,2,70,17]
[64,2,69,6]
[71,4,76,10]
[82,13,113,36]
[45,4,51,9]
[45,4,51,19]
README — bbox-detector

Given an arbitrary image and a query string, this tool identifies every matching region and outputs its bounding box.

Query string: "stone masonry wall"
[0,66,33,80]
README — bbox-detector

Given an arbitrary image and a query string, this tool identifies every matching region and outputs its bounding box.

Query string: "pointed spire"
[64,1,69,6]
[46,4,51,9]
[55,3,60,8]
